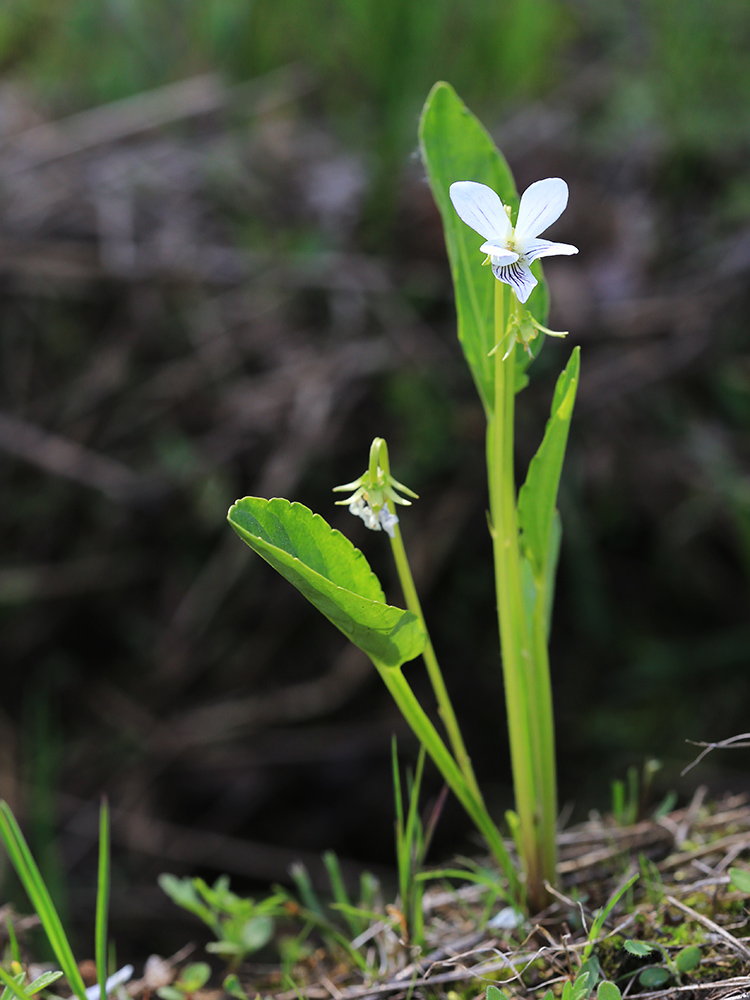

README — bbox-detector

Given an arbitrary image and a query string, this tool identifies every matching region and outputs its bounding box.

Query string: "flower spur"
[449,177,578,303]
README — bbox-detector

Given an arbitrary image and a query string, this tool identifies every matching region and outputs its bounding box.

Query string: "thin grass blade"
[0,803,87,1000]
[323,852,360,938]
[5,916,21,965]
[95,798,110,1000]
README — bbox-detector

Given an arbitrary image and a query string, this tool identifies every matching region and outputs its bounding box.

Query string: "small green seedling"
[623,938,701,987]
[159,874,284,967]
[156,963,211,1000]
[0,965,63,1000]
[581,873,639,963]
[392,741,433,948]
[222,973,255,1000]
[285,858,384,972]
[610,760,675,825]
[486,956,623,1000]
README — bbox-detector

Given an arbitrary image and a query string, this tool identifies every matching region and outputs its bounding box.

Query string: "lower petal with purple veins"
[491,260,538,303]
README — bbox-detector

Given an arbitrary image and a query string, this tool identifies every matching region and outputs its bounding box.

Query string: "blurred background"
[1,0,750,962]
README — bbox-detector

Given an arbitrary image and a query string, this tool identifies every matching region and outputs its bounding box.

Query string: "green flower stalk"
[335,437,519,899]
[448,175,579,911]
[336,438,482,805]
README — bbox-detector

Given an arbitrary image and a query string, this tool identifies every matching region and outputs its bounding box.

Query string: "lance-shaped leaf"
[228,497,426,669]
[419,81,550,414]
[518,347,580,581]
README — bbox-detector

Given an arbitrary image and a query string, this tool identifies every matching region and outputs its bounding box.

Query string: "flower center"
[490,232,527,267]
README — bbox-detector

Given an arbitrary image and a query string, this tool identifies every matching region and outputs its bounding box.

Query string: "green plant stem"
[387,518,483,805]
[375,660,521,904]
[487,281,547,910]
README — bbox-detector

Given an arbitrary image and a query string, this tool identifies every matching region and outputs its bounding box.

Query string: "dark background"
[1,0,750,961]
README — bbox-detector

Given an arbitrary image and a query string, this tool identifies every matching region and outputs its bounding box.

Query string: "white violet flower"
[448,177,578,303]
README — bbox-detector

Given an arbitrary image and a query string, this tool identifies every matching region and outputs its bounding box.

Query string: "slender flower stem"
[361,439,517,896]
[387,518,484,805]
[371,438,483,803]
[488,280,551,910]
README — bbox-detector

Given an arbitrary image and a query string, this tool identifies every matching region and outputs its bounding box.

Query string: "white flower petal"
[515,178,569,240]
[449,181,512,241]
[85,966,134,1000]
[492,260,537,303]
[488,906,523,930]
[524,238,578,262]
[479,240,519,264]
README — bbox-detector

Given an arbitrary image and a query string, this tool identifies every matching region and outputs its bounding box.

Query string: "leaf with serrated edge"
[228,498,426,669]
[624,939,655,957]
[419,82,549,415]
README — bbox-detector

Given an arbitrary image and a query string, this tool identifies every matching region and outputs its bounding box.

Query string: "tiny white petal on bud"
[350,497,381,531]
[379,508,399,538]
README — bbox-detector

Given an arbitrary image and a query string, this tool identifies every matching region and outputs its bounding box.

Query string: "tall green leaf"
[419,81,550,414]
[228,497,426,669]
[518,347,580,581]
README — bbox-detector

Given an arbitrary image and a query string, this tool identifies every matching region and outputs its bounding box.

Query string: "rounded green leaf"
[597,982,622,1000]
[729,867,750,893]
[205,941,241,956]
[228,498,426,669]
[486,987,509,1000]
[156,988,184,1000]
[179,964,211,992]
[675,946,701,973]
[240,915,274,952]
[577,956,601,987]
[639,968,670,988]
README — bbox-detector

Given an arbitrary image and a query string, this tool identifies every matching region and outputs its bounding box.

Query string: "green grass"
[0,0,746,243]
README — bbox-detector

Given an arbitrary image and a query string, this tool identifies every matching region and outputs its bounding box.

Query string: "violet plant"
[227,82,580,913]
